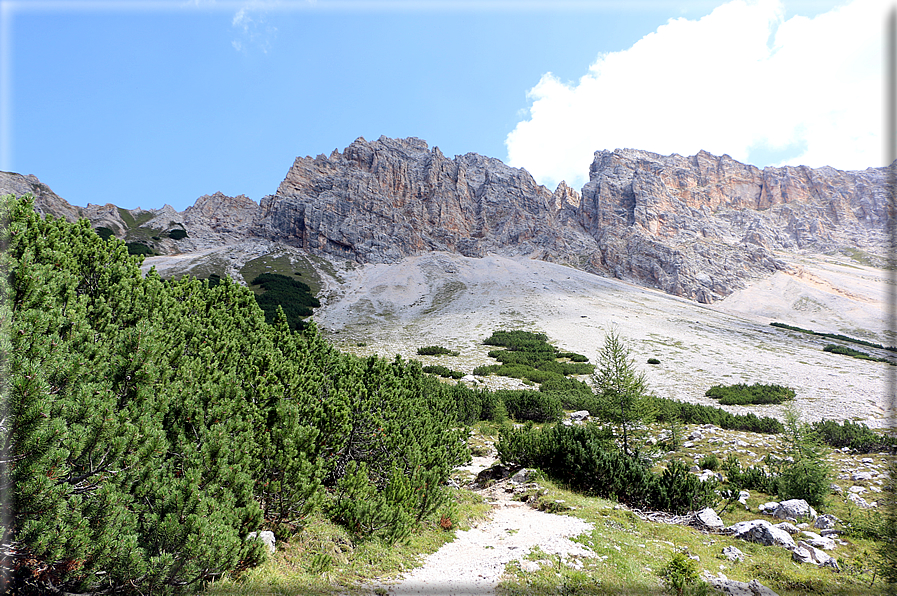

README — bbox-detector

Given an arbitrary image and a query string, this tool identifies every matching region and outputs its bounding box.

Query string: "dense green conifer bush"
[421,364,464,379]
[809,419,897,453]
[125,241,154,255]
[250,272,320,331]
[497,423,717,514]
[496,390,563,423]
[1,195,470,594]
[93,225,115,240]
[652,396,784,434]
[416,345,459,356]
[823,343,894,364]
[705,383,795,405]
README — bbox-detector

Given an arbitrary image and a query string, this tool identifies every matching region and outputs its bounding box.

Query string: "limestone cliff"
[252,136,598,266]
[579,149,890,302]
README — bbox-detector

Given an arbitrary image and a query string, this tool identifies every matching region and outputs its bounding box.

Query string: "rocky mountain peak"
[256,135,597,265]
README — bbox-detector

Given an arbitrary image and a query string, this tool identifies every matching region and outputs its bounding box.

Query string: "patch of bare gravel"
[379,473,594,596]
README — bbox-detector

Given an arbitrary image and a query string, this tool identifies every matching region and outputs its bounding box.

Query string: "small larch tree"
[592,331,655,456]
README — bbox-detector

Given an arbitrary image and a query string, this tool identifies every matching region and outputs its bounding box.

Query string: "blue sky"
[1,0,888,211]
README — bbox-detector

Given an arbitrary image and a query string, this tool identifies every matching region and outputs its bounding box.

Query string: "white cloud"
[505,0,889,190]
[231,2,279,53]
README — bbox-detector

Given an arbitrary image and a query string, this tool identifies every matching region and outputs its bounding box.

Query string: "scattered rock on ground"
[722,545,745,562]
[813,514,838,530]
[726,520,796,549]
[792,541,840,570]
[772,499,816,522]
[703,572,779,596]
[247,530,276,554]
[696,507,725,531]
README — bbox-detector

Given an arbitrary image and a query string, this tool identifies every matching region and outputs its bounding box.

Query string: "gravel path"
[386,500,593,595]
[383,478,594,596]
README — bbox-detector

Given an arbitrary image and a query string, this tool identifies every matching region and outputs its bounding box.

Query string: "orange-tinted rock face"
[577,148,888,302]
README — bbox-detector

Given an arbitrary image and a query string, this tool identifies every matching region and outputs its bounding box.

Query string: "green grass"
[117,206,136,228]
[203,421,891,595]
[496,472,886,596]
[205,491,492,595]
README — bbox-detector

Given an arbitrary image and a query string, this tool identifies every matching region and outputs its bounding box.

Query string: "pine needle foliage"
[592,331,656,456]
[497,423,717,514]
[249,272,320,330]
[705,383,795,405]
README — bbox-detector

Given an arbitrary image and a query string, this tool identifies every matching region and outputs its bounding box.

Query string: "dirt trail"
[381,458,595,596]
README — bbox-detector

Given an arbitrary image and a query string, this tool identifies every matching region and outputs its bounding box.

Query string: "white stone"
[793,541,839,570]
[696,507,725,531]
[813,514,838,530]
[773,499,816,521]
[758,501,779,513]
[800,531,836,550]
[773,522,800,535]
[847,493,875,508]
[722,546,744,561]
[247,530,276,554]
[727,519,796,550]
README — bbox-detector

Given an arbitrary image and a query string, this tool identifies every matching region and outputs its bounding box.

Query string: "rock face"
[578,149,890,303]
[252,136,598,266]
[180,192,259,250]
[0,171,82,222]
[7,138,890,305]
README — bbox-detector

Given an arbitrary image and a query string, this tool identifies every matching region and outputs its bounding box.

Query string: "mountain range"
[1,135,890,305]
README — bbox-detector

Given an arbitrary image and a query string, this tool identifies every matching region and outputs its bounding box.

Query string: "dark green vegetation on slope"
[770,321,897,353]
[249,272,320,331]
[705,383,795,406]
[823,343,895,365]
[473,330,594,383]
[497,423,718,515]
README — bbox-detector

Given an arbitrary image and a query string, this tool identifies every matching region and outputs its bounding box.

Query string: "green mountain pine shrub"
[1,195,471,593]
[652,397,784,434]
[250,272,321,331]
[823,343,894,365]
[422,364,464,379]
[497,423,717,514]
[417,345,459,356]
[809,419,897,453]
[497,390,563,423]
[705,383,795,406]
